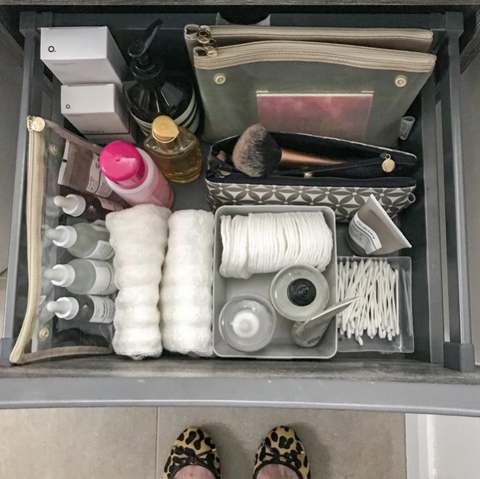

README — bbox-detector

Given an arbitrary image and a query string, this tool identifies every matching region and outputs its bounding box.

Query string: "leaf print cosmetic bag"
[206,132,417,222]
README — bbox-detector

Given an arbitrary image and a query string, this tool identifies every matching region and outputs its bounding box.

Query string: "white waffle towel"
[160,210,215,356]
[106,204,171,360]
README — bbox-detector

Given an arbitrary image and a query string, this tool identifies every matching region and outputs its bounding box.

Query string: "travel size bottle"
[48,295,114,341]
[43,259,117,295]
[44,223,114,260]
[54,193,124,222]
[47,295,115,324]
[124,19,199,137]
[144,115,202,183]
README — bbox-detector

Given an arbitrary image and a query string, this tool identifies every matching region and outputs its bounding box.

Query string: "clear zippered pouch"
[185,26,436,147]
[9,117,114,365]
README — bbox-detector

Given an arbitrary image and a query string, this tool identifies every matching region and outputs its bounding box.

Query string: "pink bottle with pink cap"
[99,141,173,208]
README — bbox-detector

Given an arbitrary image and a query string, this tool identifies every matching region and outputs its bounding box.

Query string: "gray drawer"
[1,10,479,414]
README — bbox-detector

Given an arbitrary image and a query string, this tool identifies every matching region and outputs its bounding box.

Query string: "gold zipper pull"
[382,153,396,173]
[197,25,218,56]
[197,25,212,44]
[219,170,231,179]
[204,41,218,57]
[28,116,46,132]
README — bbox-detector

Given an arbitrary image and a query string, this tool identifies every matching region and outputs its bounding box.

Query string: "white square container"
[213,205,338,359]
[61,84,130,136]
[41,27,128,87]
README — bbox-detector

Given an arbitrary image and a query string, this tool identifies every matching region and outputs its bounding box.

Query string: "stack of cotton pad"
[220,211,333,279]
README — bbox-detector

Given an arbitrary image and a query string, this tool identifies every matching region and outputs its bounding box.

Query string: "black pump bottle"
[124,19,199,137]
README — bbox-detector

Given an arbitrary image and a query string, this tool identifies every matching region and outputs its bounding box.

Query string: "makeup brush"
[232,124,343,178]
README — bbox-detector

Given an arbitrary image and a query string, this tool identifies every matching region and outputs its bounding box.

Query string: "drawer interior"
[0,10,475,382]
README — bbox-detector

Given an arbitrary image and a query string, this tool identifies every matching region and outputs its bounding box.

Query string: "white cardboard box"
[41,27,128,87]
[61,83,130,136]
[85,115,138,145]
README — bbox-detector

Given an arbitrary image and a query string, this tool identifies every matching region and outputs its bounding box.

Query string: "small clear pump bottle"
[43,259,117,295]
[44,223,114,260]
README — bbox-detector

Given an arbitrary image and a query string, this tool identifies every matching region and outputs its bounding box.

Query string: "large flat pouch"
[9,117,113,365]
[186,26,436,146]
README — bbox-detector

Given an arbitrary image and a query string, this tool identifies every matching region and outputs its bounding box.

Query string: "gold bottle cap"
[152,116,179,143]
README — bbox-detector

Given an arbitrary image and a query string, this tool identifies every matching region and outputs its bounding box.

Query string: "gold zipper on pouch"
[193,25,433,46]
[194,41,436,73]
[382,154,396,173]
[197,25,218,57]
[197,25,211,42]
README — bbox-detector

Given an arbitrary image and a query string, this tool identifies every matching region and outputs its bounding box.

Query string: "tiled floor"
[0,407,406,479]
[0,273,406,479]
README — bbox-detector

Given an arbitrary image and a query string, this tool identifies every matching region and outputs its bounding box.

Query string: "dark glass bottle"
[47,295,114,328]
[123,19,199,137]
[48,295,114,342]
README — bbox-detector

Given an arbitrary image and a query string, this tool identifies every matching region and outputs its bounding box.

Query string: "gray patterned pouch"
[206,133,417,222]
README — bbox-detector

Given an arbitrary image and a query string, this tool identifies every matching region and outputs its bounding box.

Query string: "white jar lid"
[47,297,79,320]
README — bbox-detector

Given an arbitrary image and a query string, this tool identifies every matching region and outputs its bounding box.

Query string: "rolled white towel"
[106,204,171,360]
[160,210,215,357]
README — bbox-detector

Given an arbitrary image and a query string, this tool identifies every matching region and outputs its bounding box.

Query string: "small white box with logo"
[41,26,127,87]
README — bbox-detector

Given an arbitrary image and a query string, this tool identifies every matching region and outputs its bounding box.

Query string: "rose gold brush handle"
[280,149,344,169]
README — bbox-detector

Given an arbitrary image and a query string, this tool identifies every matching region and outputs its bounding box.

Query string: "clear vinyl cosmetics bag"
[10,117,114,365]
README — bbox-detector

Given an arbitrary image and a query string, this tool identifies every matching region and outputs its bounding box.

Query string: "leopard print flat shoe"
[253,426,310,479]
[164,427,221,479]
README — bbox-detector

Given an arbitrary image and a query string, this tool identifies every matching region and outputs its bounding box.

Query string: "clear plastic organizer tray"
[336,256,414,354]
[213,205,338,359]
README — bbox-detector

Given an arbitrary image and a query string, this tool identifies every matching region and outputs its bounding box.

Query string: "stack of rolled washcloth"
[160,210,215,356]
[106,204,170,360]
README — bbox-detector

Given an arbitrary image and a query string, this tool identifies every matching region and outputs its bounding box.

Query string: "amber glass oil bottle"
[144,115,202,184]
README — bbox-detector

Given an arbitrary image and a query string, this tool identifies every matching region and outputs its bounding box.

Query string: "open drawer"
[1,10,479,414]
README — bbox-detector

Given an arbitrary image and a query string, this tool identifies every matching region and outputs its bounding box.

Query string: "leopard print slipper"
[253,426,310,479]
[164,427,221,479]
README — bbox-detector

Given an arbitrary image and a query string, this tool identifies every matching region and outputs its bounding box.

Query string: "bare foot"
[173,465,217,479]
[257,464,300,479]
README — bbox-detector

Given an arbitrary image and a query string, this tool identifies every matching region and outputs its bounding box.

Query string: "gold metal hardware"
[382,154,396,173]
[28,116,46,132]
[39,327,50,341]
[197,25,211,43]
[214,73,226,85]
[395,75,408,88]
[304,172,313,178]
[204,41,218,57]
[49,144,58,155]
